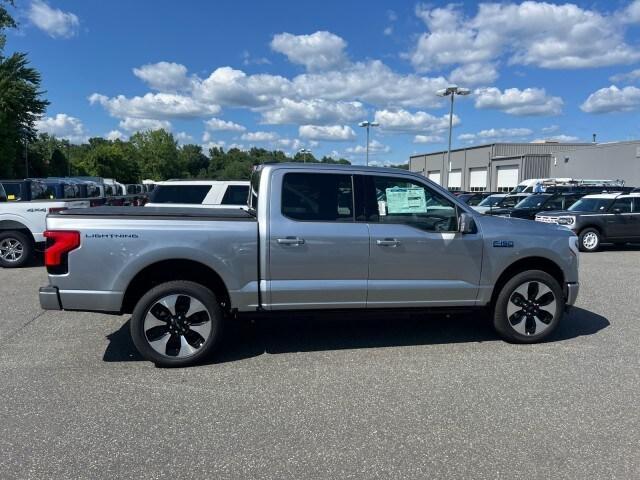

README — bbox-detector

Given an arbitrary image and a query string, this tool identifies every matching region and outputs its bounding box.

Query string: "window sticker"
[385,187,427,214]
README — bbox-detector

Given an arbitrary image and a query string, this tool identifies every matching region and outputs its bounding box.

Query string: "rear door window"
[610,198,632,213]
[281,172,353,222]
[150,185,211,204]
[220,185,249,205]
[2,183,23,201]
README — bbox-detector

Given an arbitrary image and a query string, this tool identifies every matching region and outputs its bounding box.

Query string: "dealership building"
[408,141,640,192]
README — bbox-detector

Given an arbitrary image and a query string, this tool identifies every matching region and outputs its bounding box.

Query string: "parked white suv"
[145,180,250,208]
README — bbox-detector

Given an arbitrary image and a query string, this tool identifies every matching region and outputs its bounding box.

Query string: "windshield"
[511,185,528,193]
[478,195,505,207]
[514,194,550,209]
[569,198,613,212]
[497,195,528,208]
[31,181,55,200]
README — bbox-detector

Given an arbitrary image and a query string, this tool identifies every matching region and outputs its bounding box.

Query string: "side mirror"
[458,212,476,234]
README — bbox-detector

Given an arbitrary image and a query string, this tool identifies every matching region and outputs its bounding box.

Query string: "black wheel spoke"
[184,329,205,348]
[145,325,169,342]
[165,334,181,356]
[150,303,171,321]
[509,310,525,326]
[535,310,554,324]
[537,292,555,306]
[525,316,536,334]
[527,282,539,301]
[510,292,526,307]
[175,295,191,316]
[186,310,209,326]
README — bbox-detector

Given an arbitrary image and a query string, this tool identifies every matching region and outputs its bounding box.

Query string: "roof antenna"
[592,133,597,143]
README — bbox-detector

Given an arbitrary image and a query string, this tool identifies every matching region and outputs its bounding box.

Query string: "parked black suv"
[456,191,499,206]
[487,193,582,220]
[535,193,640,251]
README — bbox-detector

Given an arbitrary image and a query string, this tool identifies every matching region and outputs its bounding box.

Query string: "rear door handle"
[277,236,305,246]
[376,238,400,247]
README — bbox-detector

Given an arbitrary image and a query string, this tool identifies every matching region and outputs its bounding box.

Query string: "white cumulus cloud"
[298,125,356,141]
[118,117,172,132]
[580,85,640,113]
[89,92,220,120]
[240,131,279,142]
[474,87,563,116]
[374,109,458,133]
[271,31,347,71]
[133,62,190,91]
[204,117,246,132]
[35,113,86,143]
[28,0,79,38]
[261,98,365,125]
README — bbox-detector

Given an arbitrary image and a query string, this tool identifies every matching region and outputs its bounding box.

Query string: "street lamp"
[436,85,470,173]
[358,120,379,166]
[298,148,312,163]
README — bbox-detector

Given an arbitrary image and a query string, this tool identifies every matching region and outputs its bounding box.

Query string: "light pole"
[358,120,379,166]
[436,85,470,174]
[298,148,311,163]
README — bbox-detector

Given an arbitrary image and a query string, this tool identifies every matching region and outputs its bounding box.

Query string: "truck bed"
[53,206,256,221]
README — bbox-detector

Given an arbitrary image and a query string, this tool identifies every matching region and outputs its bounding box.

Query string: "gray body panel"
[40,164,579,314]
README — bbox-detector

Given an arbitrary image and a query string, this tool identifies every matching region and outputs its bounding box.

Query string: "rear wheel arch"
[0,220,35,243]
[121,259,231,314]
[490,256,564,307]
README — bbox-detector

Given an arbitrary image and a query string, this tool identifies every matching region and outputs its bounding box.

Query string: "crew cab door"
[361,174,483,307]
[266,171,369,309]
[606,197,634,238]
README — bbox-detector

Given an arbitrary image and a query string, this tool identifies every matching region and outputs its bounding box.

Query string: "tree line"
[7,130,352,183]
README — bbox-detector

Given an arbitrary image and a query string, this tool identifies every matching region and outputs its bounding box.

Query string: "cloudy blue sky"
[6,0,640,164]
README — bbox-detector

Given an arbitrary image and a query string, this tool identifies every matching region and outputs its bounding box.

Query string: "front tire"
[130,281,223,367]
[0,231,32,268]
[493,270,565,343]
[578,228,600,252]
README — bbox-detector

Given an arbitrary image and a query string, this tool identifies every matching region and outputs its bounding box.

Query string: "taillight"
[48,207,67,214]
[43,230,80,270]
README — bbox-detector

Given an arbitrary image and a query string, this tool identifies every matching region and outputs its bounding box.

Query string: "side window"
[610,198,632,213]
[634,198,640,213]
[367,175,458,232]
[281,173,353,222]
[221,185,250,205]
[545,196,564,210]
[150,185,211,204]
[3,183,22,201]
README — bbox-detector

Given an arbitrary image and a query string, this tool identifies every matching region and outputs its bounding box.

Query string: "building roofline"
[409,141,593,159]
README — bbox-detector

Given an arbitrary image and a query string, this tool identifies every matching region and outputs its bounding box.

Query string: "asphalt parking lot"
[1,248,639,480]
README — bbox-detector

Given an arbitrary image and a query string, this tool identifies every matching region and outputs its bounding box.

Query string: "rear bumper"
[39,286,123,312]
[565,282,579,307]
[39,286,62,310]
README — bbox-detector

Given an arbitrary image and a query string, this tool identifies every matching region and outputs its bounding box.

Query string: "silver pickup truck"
[39,164,580,366]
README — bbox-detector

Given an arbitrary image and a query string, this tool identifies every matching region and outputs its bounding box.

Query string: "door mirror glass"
[458,212,476,234]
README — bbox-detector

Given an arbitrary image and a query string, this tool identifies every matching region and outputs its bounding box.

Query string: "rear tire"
[130,281,223,367]
[0,231,32,268]
[493,270,564,343]
[578,228,600,252]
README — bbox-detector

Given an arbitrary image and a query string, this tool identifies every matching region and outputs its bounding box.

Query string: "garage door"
[496,166,519,192]
[447,169,462,191]
[469,168,487,192]
[427,170,441,185]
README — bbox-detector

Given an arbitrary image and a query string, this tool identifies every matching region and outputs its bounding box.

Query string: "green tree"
[130,129,183,180]
[0,1,49,178]
[179,144,209,177]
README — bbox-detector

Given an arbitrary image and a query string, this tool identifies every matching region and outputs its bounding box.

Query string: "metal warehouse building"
[408,141,640,192]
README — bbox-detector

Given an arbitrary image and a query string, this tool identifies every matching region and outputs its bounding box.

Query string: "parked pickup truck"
[39,164,580,366]
[0,181,89,267]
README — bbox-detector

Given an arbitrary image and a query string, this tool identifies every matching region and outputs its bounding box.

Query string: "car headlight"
[557,216,575,226]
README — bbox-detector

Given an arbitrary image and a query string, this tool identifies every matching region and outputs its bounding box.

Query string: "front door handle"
[277,236,305,246]
[376,238,400,247]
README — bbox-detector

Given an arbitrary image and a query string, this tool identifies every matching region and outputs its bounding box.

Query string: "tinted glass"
[2,183,23,201]
[282,173,353,222]
[478,195,505,207]
[500,195,528,208]
[0,183,6,202]
[610,198,632,213]
[221,185,249,205]
[515,194,550,209]
[467,195,485,206]
[634,198,640,213]
[31,182,55,200]
[150,185,211,204]
[249,169,261,210]
[545,196,564,210]
[367,176,457,232]
[569,198,613,212]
